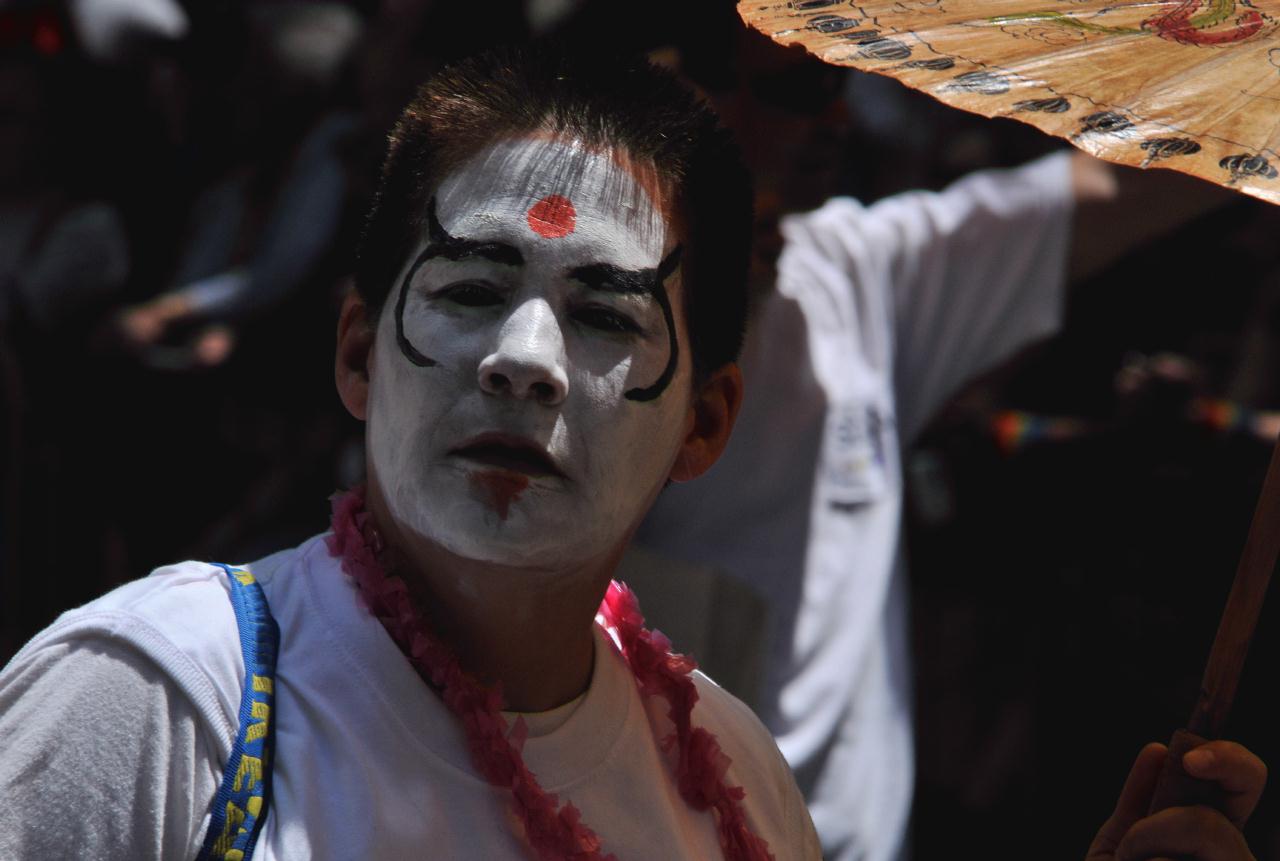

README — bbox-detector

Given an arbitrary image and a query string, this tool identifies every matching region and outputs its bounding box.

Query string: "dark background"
[1,0,1277,857]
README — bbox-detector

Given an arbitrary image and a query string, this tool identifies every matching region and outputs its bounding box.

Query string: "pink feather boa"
[326,486,773,861]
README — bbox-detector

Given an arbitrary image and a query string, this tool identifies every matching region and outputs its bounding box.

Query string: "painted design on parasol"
[1013,96,1072,112]
[838,29,884,43]
[1148,0,1268,44]
[808,14,861,33]
[943,70,1011,94]
[1076,111,1136,136]
[1220,153,1279,182]
[1140,136,1203,164]
[900,56,958,69]
[813,15,921,59]
[858,38,914,59]
[991,0,1275,47]
[740,0,1280,204]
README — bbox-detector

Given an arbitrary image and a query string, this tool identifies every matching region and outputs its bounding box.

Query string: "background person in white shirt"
[627,25,1243,861]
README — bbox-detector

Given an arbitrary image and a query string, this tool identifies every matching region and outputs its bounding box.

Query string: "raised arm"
[1067,152,1239,285]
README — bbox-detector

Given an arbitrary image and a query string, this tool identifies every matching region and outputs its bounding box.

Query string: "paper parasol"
[739,0,1280,203]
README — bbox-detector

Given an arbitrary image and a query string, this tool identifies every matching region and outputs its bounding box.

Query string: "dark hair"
[355,42,753,379]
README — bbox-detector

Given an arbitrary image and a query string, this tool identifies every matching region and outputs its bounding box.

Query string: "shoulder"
[19,561,239,720]
[689,671,781,771]
[0,633,226,860]
[690,672,822,858]
[0,541,325,859]
[5,542,311,740]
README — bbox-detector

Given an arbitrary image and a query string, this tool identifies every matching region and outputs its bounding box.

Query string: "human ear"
[669,362,743,483]
[335,289,375,421]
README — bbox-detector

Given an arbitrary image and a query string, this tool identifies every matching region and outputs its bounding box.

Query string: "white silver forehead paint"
[438,137,666,253]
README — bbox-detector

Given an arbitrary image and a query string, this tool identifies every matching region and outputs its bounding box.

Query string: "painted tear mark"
[469,471,529,520]
[526,195,576,239]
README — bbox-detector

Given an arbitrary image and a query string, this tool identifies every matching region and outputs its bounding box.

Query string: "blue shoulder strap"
[197,564,280,861]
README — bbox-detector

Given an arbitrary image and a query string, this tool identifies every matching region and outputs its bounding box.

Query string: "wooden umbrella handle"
[1148,729,1224,814]
[1147,436,1280,812]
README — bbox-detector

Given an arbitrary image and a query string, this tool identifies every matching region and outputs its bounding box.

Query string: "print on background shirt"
[822,401,894,512]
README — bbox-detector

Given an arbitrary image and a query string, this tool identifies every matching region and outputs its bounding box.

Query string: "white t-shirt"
[0,535,821,860]
[637,153,1075,861]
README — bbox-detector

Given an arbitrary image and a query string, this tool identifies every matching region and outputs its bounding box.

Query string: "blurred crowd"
[3,0,1280,857]
[1,0,533,657]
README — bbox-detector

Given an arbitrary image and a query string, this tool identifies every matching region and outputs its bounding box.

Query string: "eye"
[573,305,642,335]
[435,282,503,307]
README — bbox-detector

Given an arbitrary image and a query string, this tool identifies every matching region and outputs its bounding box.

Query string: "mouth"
[450,432,564,478]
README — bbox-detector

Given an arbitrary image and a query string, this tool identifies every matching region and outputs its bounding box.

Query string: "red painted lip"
[450,432,564,478]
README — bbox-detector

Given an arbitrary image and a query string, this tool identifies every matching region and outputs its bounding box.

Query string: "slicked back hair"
[355,43,754,382]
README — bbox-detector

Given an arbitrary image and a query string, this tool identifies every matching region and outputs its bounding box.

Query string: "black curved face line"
[395,247,440,367]
[395,197,684,401]
[395,198,526,368]
[623,245,684,403]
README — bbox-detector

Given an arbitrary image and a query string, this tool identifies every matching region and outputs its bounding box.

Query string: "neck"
[366,479,620,712]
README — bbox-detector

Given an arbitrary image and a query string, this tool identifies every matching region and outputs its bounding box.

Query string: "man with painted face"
[0,45,817,860]
[0,44,1266,861]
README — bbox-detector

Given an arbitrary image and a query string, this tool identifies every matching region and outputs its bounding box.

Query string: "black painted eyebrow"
[567,263,660,297]
[423,197,524,267]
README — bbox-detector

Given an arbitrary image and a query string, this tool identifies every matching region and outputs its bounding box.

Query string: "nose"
[477,299,569,405]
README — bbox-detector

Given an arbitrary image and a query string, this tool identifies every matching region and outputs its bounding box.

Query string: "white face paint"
[366,136,691,570]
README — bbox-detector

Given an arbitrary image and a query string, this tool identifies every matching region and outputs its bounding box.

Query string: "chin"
[381,466,633,573]
[412,500,613,572]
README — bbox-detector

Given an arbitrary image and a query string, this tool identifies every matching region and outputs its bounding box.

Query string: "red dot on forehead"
[526,195,576,239]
